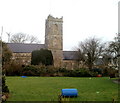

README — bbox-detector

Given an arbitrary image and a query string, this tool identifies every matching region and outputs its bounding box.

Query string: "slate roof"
[63,51,78,60]
[7,43,78,60]
[7,43,45,53]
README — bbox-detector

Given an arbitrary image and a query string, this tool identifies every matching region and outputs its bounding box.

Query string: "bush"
[21,65,41,76]
[21,65,56,76]
[2,76,9,93]
[21,65,68,77]
[92,68,102,74]
[3,61,22,76]
[64,68,98,77]
[20,66,100,77]
[4,62,100,77]
[102,67,118,77]
[57,68,68,73]
[31,49,53,66]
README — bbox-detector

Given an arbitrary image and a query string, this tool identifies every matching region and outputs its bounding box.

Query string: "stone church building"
[7,15,79,69]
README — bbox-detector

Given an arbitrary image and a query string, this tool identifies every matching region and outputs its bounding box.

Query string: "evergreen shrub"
[31,49,53,66]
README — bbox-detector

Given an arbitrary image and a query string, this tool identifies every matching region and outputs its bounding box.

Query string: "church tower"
[45,15,63,67]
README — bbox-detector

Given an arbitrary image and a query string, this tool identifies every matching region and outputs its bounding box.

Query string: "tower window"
[53,24,59,35]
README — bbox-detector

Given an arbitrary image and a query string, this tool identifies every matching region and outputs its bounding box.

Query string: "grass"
[6,77,119,101]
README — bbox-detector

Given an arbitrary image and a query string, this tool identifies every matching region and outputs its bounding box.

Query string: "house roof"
[7,43,45,53]
[7,43,78,60]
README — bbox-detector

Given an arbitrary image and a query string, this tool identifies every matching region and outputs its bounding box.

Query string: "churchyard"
[6,76,118,101]
[2,27,119,102]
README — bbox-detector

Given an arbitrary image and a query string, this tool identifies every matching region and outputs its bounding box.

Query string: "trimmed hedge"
[31,49,53,66]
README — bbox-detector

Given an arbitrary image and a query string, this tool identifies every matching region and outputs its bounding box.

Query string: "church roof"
[7,43,78,60]
[7,43,45,53]
[63,51,78,60]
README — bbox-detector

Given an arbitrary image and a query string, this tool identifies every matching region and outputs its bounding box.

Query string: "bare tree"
[10,33,28,43]
[28,35,40,43]
[6,32,11,43]
[102,49,113,67]
[77,37,104,69]
[10,33,40,43]
[108,33,120,77]
[109,34,120,58]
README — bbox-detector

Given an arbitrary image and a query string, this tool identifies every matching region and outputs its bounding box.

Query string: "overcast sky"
[0,0,119,50]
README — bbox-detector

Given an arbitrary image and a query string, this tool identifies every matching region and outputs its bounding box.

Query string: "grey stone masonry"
[45,15,63,67]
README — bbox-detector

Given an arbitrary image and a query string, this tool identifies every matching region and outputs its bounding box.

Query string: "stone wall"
[11,52,85,69]
[62,60,87,69]
[62,60,81,70]
[45,15,63,67]
[11,53,31,65]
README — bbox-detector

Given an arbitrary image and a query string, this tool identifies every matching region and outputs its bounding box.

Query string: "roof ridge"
[7,43,45,45]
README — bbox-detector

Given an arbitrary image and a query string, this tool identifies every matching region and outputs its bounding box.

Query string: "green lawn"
[6,77,119,101]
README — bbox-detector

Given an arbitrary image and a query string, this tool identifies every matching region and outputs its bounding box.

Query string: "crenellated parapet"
[47,15,63,22]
